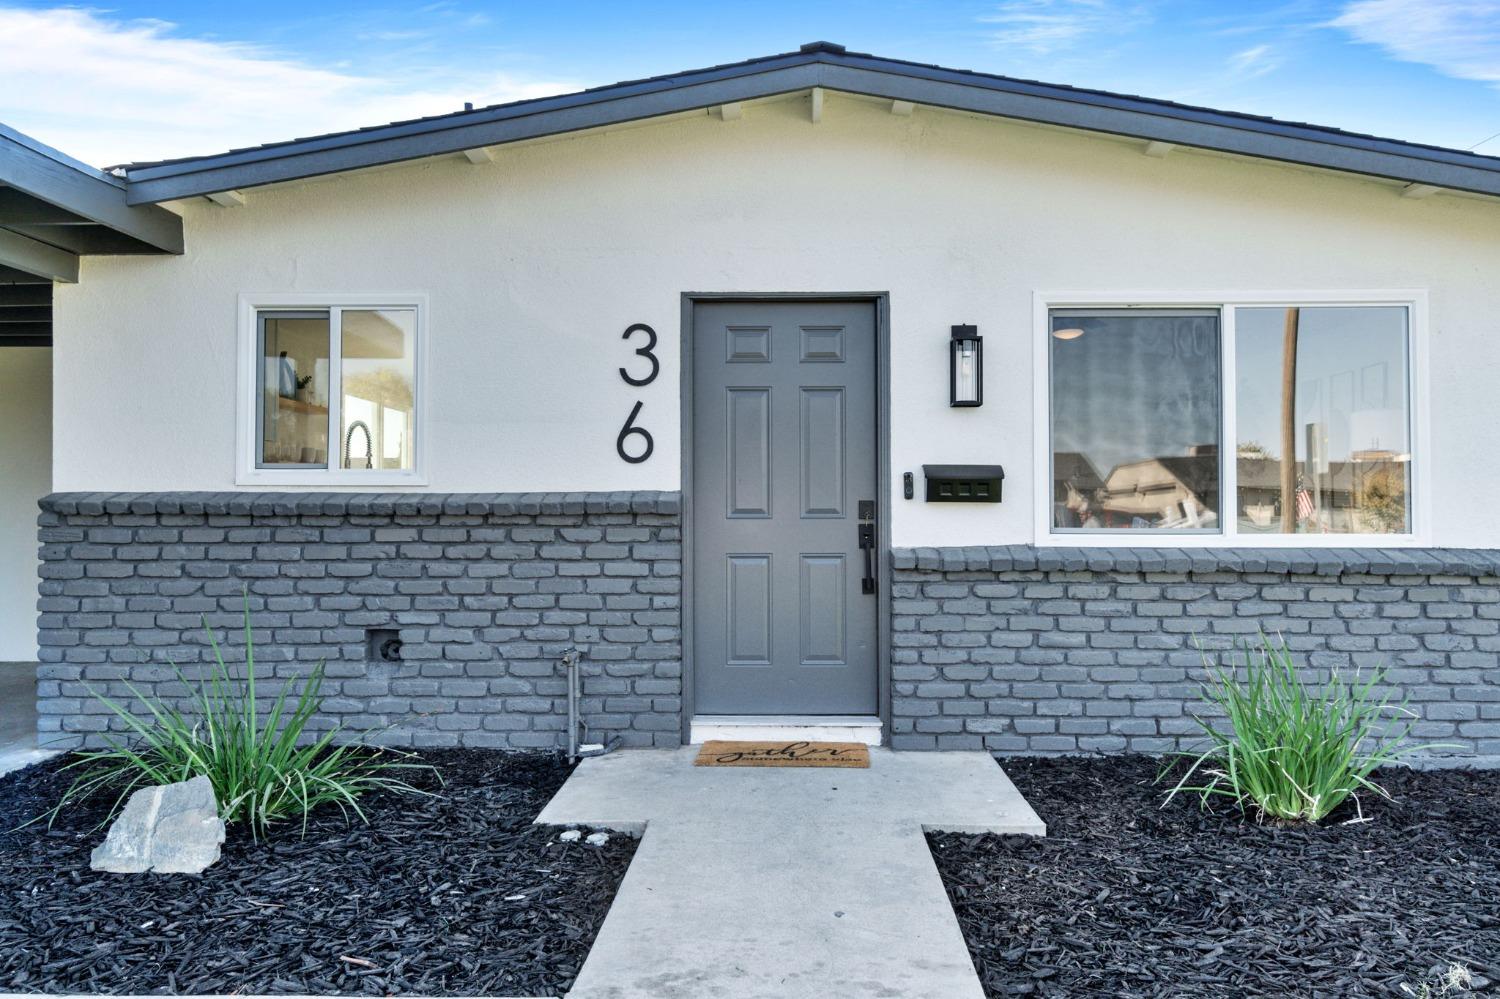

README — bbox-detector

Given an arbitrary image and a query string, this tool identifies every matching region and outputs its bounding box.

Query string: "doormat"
[694,740,870,768]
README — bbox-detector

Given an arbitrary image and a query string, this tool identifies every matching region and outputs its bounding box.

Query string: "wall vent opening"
[367,628,402,663]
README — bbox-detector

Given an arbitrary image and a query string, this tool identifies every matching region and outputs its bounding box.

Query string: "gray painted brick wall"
[891,546,1500,764]
[36,491,683,751]
[35,506,1500,764]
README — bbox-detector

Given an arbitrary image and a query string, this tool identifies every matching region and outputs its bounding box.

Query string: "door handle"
[858,500,876,595]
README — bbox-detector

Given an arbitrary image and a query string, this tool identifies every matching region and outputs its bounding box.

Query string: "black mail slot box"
[923,464,1005,503]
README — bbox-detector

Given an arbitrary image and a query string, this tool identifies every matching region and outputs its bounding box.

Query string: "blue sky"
[3,1,1498,167]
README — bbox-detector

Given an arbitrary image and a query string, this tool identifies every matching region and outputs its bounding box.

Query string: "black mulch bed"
[0,749,634,996]
[930,756,1500,999]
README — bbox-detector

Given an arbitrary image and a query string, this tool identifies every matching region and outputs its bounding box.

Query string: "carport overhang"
[0,124,183,346]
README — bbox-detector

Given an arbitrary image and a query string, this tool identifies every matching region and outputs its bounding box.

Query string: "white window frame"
[1032,290,1430,548]
[236,293,430,487]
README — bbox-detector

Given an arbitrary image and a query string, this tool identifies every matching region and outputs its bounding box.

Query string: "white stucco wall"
[1,346,50,660]
[51,93,1500,548]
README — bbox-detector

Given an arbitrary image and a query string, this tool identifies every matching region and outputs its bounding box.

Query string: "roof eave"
[823,62,1500,197]
[1,125,184,259]
[119,49,1500,205]
[123,56,827,205]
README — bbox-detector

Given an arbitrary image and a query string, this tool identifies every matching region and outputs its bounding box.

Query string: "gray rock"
[585,831,610,847]
[90,775,226,874]
[558,829,581,842]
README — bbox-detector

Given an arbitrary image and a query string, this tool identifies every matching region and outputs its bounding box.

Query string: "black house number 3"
[617,323,657,463]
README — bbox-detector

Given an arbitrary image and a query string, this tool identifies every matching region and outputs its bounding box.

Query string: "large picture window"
[1044,297,1418,544]
[240,297,423,485]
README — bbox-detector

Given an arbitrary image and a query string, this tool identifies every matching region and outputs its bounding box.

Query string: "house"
[5,43,1500,760]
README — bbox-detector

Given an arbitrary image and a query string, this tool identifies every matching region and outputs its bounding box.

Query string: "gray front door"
[692,300,878,715]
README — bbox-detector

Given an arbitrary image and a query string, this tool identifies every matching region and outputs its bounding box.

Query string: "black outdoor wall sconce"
[950,324,982,407]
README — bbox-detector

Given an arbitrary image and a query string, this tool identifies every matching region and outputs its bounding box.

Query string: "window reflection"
[1050,311,1221,531]
[1235,306,1410,535]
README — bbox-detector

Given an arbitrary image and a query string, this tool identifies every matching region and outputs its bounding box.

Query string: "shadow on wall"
[0,345,51,665]
[0,664,38,750]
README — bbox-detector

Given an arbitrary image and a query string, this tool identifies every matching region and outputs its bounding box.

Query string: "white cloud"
[0,7,583,168]
[1228,43,1283,78]
[980,0,1150,56]
[1331,0,1500,86]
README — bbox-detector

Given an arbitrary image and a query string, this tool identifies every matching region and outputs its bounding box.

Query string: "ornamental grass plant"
[1160,632,1433,823]
[40,599,435,838]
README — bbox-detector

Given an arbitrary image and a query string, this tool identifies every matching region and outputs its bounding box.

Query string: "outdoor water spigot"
[563,646,618,762]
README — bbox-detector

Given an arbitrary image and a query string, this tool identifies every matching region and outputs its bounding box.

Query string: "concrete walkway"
[538,748,1045,999]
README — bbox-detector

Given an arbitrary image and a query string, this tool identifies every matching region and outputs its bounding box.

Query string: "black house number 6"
[617,323,657,464]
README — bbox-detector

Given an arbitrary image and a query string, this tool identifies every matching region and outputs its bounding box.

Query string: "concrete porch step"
[688,714,882,745]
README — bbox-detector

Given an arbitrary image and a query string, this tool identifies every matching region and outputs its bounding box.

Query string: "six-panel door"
[692,301,878,715]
